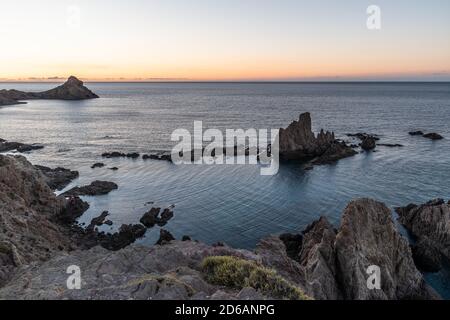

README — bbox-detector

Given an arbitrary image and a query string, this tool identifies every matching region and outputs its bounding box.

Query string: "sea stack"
[278,112,356,164]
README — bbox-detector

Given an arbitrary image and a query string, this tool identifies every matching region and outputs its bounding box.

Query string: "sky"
[1,0,449,81]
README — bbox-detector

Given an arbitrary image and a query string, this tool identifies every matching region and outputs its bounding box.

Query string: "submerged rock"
[279,113,356,164]
[91,163,105,169]
[409,131,424,136]
[423,133,444,140]
[396,199,450,272]
[61,180,118,197]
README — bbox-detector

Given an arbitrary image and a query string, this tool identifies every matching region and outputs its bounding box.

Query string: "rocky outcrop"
[0,138,44,153]
[0,76,98,106]
[361,137,376,151]
[61,181,118,197]
[396,199,450,272]
[0,155,73,285]
[140,207,174,227]
[279,113,356,164]
[260,199,439,300]
[35,165,79,191]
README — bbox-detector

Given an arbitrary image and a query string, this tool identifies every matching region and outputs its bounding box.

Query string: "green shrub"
[201,256,311,300]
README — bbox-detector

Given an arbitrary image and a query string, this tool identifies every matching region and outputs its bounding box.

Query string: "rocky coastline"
[0,154,446,300]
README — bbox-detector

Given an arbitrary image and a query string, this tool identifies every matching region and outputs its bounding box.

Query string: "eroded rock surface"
[396,199,450,272]
[261,199,439,300]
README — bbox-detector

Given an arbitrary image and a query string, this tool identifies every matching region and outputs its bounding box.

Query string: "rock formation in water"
[0,76,98,106]
[396,199,450,272]
[278,113,357,164]
[61,180,118,197]
[35,165,79,191]
[0,138,44,153]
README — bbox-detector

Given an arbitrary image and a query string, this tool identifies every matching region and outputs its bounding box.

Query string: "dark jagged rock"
[140,207,174,227]
[279,113,357,164]
[182,235,192,241]
[35,165,79,191]
[0,76,98,106]
[62,180,118,197]
[361,136,377,151]
[109,167,119,171]
[0,139,44,154]
[102,152,126,158]
[57,196,90,224]
[87,211,109,231]
[396,199,450,273]
[99,224,147,251]
[126,152,140,159]
[423,133,444,140]
[409,131,424,136]
[347,133,380,141]
[142,153,172,162]
[412,238,442,273]
[91,163,105,169]
[156,229,175,245]
[279,233,303,261]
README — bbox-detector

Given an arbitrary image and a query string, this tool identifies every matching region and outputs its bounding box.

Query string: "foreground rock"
[263,199,439,300]
[0,76,98,106]
[396,199,450,272]
[35,165,79,190]
[0,155,73,285]
[279,113,357,164]
[61,180,118,197]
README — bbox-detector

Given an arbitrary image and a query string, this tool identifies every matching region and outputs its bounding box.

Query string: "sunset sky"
[1,0,449,81]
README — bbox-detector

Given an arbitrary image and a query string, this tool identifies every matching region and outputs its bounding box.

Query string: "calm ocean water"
[1,82,449,297]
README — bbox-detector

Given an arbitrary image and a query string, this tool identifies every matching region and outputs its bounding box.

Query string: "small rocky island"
[0,154,445,300]
[0,76,98,106]
[279,112,357,164]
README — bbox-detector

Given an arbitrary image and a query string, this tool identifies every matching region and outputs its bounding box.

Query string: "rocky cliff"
[0,76,98,106]
[279,113,356,164]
